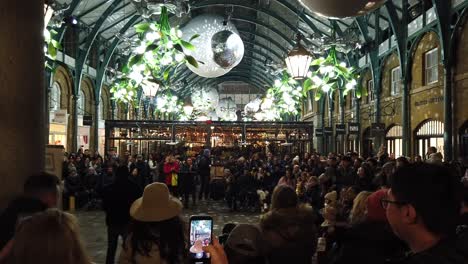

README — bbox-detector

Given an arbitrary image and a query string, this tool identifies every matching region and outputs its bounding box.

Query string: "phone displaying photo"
[189,215,213,262]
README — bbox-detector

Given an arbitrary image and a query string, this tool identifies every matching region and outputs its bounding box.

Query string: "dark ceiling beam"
[237,30,287,57]
[270,0,332,37]
[187,67,273,88]
[85,1,132,27]
[243,41,281,62]
[176,52,274,84]
[54,0,81,43]
[77,0,112,18]
[183,62,274,85]
[99,11,138,35]
[191,75,269,92]
[95,15,141,98]
[191,3,319,48]
[185,64,274,87]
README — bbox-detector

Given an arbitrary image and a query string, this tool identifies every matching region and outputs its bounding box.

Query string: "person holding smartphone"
[119,183,185,264]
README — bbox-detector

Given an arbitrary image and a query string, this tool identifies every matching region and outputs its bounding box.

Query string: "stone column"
[0,0,45,208]
[92,101,99,153]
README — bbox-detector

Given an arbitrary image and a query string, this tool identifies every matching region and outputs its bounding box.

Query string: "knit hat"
[225,224,264,257]
[366,189,388,222]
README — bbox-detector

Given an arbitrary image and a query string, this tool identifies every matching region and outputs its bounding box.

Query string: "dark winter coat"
[260,205,317,264]
[330,221,406,264]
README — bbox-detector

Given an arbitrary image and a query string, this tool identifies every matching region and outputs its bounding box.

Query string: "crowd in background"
[0,144,467,264]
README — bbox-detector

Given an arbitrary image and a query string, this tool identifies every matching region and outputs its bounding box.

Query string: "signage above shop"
[315,128,323,137]
[83,115,93,126]
[414,96,443,107]
[53,109,67,124]
[348,122,360,134]
[335,124,346,135]
[324,127,333,135]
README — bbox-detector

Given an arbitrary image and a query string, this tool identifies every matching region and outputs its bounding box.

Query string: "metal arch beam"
[181,54,274,84]
[85,1,133,27]
[191,3,319,48]
[185,64,273,86]
[186,66,274,88]
[173,48,278,83]
[71,0,122,152]
[237,30,287,57]
[93,15,141,155]
[75,0,123,94]
[95,15,141,99]
[99,11,138,35]
[192,76,267,91]
[432,0,454,160]
[243,40,282,62]
[190,78,268,94]
[203,78,267,92]
[186,65,274,85]
[54,0,82,43]
[385,0,411,157]
[77,0,111,18]
[270,0,332,37]
[200,73,270,88]
[230,17,294,47]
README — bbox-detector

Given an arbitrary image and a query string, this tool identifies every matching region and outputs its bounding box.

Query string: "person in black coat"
[197,149,211,200]
[101,165,142,264]
[179,157,197,208]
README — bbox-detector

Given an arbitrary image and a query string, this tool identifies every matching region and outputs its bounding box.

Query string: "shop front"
[49,109,68,150]
[385,125,403,158]
[414,119,444,159]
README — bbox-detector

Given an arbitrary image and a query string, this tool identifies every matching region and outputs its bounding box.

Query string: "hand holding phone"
[189,215,213,262]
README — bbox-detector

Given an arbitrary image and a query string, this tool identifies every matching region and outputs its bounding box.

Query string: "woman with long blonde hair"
[7,209,92,264]
[349,191,373,226]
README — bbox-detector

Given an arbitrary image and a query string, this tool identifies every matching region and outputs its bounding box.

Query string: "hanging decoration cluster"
[110,6,199,104]
[303,46,362,101]
[245,73,303,121]
[44,28,61,69]
[155,91,182,114]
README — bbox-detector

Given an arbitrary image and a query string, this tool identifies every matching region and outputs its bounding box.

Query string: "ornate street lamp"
[285,34,313,80]
[183,97,194,116]
[141,80,159,98]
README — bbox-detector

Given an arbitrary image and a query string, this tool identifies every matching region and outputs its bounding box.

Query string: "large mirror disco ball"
[212,30,244,69]
[182,14,243,78]
[298,0,387,19]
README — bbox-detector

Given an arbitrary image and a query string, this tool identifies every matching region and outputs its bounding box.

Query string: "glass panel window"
[49,82,61,111]
[367,80,374,104]
[77,90,85,116]
[425,48,438,85]
[391,67,401,95]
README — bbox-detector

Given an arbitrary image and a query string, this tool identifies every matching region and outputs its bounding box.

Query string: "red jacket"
[163,162,180,186]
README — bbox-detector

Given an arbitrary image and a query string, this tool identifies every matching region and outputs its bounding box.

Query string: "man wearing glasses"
[381,164,467,263]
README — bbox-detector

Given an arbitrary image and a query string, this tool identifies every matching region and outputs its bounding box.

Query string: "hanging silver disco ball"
[211,30,244,69]
[298,0,387,19]
[181,14,243,78]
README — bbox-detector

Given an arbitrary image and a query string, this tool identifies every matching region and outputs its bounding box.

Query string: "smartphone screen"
[189,216,213,261]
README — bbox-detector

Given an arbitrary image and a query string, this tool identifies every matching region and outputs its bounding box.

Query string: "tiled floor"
[75,199,261,263]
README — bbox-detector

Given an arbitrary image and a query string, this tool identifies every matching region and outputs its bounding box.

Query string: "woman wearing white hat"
[119,183,186,264]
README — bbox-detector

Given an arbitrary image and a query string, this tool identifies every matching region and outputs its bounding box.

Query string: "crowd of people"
[0,144,467,264]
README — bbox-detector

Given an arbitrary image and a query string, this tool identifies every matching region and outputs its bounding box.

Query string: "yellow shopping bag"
[171,173,178,186]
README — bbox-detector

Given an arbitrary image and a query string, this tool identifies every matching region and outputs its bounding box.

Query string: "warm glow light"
[285,34,313,80]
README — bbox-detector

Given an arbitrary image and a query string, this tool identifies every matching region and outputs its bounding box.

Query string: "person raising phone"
[119,183,185,264]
